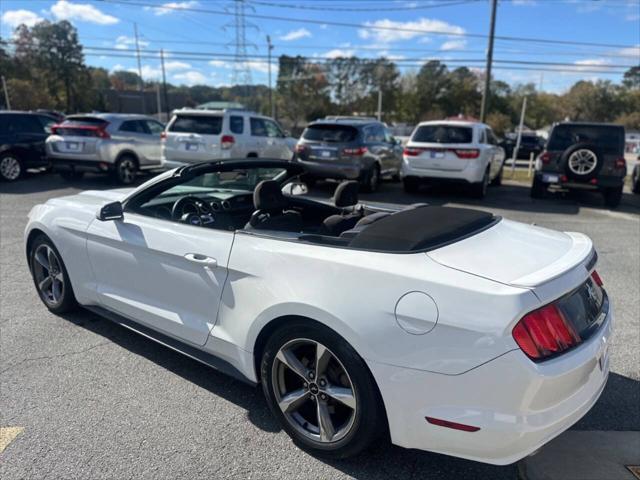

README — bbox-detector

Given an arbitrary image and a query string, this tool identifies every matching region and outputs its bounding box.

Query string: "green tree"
[415,61,450,120]
[622,66,640,90]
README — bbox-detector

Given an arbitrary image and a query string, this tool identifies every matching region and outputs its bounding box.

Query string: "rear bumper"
[295,159,363,180]
[371,307,613,465]
[50,158,112,173]
[401,159,485,184]
[535,172,624,190]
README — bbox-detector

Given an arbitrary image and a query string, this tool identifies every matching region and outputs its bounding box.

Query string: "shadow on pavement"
[60,307,518,479]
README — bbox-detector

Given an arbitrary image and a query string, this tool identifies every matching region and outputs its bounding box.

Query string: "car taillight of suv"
[52,124,111,139]
[512,270,606,361]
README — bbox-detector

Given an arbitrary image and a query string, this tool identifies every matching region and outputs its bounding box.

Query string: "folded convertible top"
[348,206,497,252]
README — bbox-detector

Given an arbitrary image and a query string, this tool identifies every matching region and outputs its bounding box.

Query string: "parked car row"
[1,109,636,207]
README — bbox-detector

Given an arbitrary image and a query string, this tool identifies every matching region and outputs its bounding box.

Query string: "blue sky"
[1,0,639,92]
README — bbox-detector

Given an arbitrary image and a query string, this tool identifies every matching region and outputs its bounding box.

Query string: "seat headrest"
[333,180,359,208]
[254,180,287,211]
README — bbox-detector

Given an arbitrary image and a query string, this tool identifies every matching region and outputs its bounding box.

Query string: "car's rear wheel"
[0,153,23,181]
[530,175,546,198]
[29,234,77,314]
[60,170,85,181]
[261,321,386,459]
[632,165,640,195]
[470,169,489,198]
[360,164,380,193]
[603,186,623,209]
[114,155,138,185]
[490,164,503,186]
[403,177,419,193]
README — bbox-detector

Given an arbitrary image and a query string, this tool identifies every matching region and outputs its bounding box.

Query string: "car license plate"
[321,151,331,158]
[186,143,199,151]
[430,151,445,159]
[542,174,559,183]
[66,141,80,151]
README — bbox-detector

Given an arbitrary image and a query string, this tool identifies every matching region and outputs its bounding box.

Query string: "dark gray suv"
[531,122,627,208]
[293,118,403,192]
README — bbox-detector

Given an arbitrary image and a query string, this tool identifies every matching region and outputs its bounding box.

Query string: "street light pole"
[134,23,146,114]
[480,0,497,123]
[267,35,275,119]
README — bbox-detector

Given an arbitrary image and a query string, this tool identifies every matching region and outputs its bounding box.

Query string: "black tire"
[603,186,623,209]
[470,169,489,198]
[28,234,78,314]
[490,164,503,186]
[403,177,419,193]
[561,143,602,181]
[530,175,546,199]
[0,152,24,181]
[360,164,380,193]
[261,321,386,459]
[114,155,138,185]
[632,165,640,195]
[60,170,85,181]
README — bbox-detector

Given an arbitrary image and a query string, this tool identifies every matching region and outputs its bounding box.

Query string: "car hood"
[427,218,593,288]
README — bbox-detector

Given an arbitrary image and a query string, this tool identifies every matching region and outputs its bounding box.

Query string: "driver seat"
[245,180,303,231]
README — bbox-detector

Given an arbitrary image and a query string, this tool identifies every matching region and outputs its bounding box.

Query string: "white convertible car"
[25,159,611,464]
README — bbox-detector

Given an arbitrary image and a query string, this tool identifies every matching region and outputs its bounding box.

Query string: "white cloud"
[146,1,199,16]
[323,49,356,58]
[618,45,640,58]
[115,35,150,50]
[50,1,119,25]
[626,13,640,22]
[320,24,328,30]
[512,0,537,5]
[1,9,43,28]
[238,60,277,74]
[379,51,406,61]
[572,58,612,72]
[209,60,232,68]
[440,39,467,51]
[164,61,191,71]
[173,70,207,85]
[279,28,312,41]
[358,18,465,44]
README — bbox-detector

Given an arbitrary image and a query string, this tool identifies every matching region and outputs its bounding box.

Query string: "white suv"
[162,109,292,168]
[401,120,505,198]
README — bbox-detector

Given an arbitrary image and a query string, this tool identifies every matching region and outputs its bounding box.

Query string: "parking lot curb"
[521,430,640,480]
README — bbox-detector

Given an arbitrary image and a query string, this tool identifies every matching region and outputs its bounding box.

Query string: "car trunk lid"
[427,218,593,288]
[163,114,224,162]
[404,142,478,172]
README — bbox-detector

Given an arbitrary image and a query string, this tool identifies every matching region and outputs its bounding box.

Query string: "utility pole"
[511,96,527,175]
[160,49,169,120]
[156,82,161,120]
[134,23,146,114]
[267,35,275,119]
[377,88,382,122]
[1,76,10,109]
[480,0,497,123]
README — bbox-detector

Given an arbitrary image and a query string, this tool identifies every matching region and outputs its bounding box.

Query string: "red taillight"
[512,303,581,361]
[540,151,551,164]
[425,417,480,432]
[343,146,367,156]
[160,131,167,140]
[95,126,110,139]
[614,157,626,169]
[452,148,480,159]
[51,124,60,135]
[221,135,235,150]
[591,270,603,287]
[403,147,424,156]
[295,144,307,154]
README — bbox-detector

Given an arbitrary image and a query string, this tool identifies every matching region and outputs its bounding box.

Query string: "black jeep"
[531,122,626,208]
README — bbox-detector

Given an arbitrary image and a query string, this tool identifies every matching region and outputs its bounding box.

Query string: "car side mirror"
[97,201,124,221]
[281,182,308,196]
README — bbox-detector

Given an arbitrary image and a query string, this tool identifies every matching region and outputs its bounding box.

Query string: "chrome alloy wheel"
[32,244,65,307]
[568,149,598,175]
[272,339,357,443]
[118,158,136,184]
[0,155,21,180]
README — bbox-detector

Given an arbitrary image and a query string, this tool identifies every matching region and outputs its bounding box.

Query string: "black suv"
[531,122,626,208]
[501,133,544,159]
[0,111,57,181]
[293,117,403,192]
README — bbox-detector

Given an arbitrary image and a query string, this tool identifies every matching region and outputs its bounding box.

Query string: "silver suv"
[46,113,165,184]
[161,108,292,169]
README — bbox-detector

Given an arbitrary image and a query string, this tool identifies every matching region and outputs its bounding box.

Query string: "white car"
[402,120,505,197]
[25,160,611,465]
[161,109,292,169]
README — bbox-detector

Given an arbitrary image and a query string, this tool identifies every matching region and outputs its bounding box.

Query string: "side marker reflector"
[425,417,480,432]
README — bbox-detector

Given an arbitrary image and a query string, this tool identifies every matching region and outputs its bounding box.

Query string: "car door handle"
[184,253,218,268]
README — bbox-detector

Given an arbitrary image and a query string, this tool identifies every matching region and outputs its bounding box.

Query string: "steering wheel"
[171,196,210,221]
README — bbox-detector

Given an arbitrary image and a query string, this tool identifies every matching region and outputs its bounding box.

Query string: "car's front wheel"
[29,234,77,313]
[261,321,386,458]
[360,164,380,193]
[470,169,489,198]
[114,155,138,185]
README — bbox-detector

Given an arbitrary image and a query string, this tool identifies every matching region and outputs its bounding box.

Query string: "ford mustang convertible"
[25,159,612,464]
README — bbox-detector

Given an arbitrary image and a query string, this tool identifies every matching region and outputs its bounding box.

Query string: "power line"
[97,0,638,49]
[246,0,478,12]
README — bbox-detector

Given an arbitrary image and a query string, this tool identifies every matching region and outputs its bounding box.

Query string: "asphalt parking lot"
[1,172,639,479]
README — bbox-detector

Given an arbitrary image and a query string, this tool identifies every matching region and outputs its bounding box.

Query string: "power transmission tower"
[225,0,258,89]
